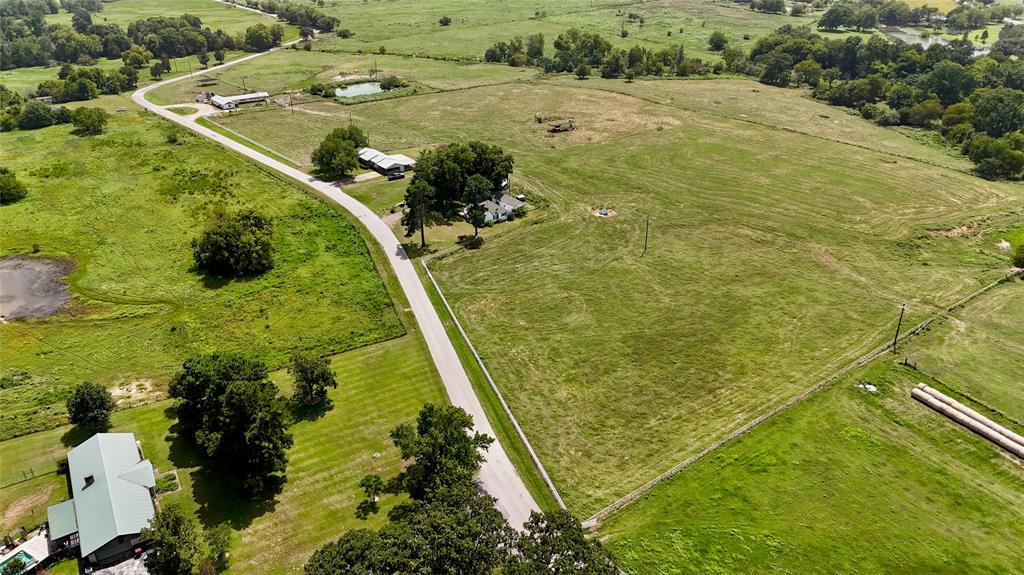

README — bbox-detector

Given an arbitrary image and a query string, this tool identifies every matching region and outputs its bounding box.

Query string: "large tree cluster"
[169,353,293,497]
[727,24,1024,179]
[305,403,617,575]
[231,0,340,32]
[401,141,513,246]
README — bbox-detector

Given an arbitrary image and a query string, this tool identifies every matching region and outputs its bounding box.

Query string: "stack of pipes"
[911,383,1024,459]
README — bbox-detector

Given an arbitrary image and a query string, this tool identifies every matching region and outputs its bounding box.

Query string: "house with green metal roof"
[46,433,156,565]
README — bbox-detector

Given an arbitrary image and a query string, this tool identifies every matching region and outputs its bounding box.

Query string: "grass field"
[601,345,1024,573]
[316,0,799,62]
[0,109,403,439]
[47,0,296,37]
[905,279,1024,424]
[148,49,540,106]
[213,78,1023,515]
[0,335,448,574]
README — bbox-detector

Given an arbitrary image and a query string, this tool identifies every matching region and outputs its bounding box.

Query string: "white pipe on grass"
[915,384,1024,448]
[911,388,1024,459]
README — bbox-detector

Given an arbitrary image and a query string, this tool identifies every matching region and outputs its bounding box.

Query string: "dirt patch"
[2,484,55,530]
[0,256,73,320]
[110,378,164,408]
[930,224,979,238]
[996,239,1012,253]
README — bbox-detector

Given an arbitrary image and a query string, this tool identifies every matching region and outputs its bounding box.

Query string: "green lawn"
[0,109,403,439]
[602,279,1024,573]
[219,78,1021,514]
[0,335,448,574]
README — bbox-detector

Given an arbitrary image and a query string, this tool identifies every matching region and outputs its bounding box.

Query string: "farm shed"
[210,91,270,110]
[358,147,417,174]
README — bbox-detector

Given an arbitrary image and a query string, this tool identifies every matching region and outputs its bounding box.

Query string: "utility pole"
[241,76,247,91]
[641,216,652,257]
[892,303,907,354]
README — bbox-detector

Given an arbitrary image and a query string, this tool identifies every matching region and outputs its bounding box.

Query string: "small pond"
[881,26,990,56]
[335,82,384,98]
[0,256,72,320]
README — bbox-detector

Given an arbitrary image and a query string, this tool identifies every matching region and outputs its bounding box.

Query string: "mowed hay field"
[600,345,1024,574]
[216,79,1024,515]
[0,110,402,439]
[0,336,447,575]
[46,0,295,37]
[317,0,799,61]
[905,279,1024,423]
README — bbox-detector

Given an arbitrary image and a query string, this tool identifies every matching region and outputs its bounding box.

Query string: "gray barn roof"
[63,433,155,557]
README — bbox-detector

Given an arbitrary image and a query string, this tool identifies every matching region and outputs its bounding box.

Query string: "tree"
[150,61,166,79]
[575,62,591,79]
[66,381,116,431]
[708,30,728,51]
[289,353,337,405]
[793,59,823,87]
[907,99,943,127]
[191,207,275,277]
[307,483,514,575]
[972,88,1024,137]
[463,173,491,236]
[121,44,153,68]
[16,99,56,130]
[311,125,367,179]
[214,49,225,64]
[71,106,109,134]
[964,133,1024,179]
[402,178,438,248]
[505,510,619,575]
[143,505,202,575]
[942,101,975,129]
[386,403,493,501]
[759,50,793,87]
[925,61,977,106]
[197,50,209,68]
[205,523,232,572]
[0,168,29,205]
[169,353,293,497]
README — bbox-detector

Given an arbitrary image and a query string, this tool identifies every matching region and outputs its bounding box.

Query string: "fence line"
[582,269,1023,528]
[421,256,567,510]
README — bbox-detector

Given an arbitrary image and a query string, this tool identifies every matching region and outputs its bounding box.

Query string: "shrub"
[379,75,406,90]
[191,208,275,276]
[1014,243,1024,267]
[336,29,354,38]
[56,457,69,475]
[457,235,484,249]
[439,15,451,26]
[575,63,591,79]
[0,168,29,205]
[708,30,728,51]
[70,106,109,134]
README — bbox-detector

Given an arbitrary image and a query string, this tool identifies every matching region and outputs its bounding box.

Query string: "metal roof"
[47,499,78,540]
[64,433,155,557]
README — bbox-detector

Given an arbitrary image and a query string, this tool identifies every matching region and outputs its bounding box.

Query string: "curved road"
[132,47,539,528]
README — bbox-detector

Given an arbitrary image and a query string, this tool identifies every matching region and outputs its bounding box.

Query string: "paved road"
[131,49,540,528]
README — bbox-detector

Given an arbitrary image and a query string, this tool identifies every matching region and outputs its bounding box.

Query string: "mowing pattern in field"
[46,0,291,36]
[904,280,1024,423]
[0,112,402,439]
[215,79,1022,513]
[318,0,800,62]
[0,335,448,575]
[600,354,1024,573]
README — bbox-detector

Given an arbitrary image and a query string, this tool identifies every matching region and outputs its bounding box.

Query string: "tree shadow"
[166,421,281,530]
[60,425,97,448]
[290,398,333,423]
[398,242,434,260]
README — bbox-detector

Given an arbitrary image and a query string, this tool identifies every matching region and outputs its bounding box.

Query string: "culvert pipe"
[911,388,1024,459]
[914,384,1024,448]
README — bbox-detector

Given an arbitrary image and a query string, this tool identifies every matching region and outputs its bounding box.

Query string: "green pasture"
[214,79,1023,515]
[0,335,448,574]
[147,48,540,105]
[602,350,1024,573]
[0,110,402,439]
[317,0,798,62]
[47,0,296,37]
[906,280,1024,424]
